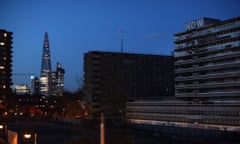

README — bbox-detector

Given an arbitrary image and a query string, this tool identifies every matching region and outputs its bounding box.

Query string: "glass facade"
[54,62,65,96]
[40,31,52,96]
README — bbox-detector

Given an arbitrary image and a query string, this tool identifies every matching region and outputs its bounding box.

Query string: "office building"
[13,84,30,95]
[174,17,240,99]
[125,17,240,141]
[0,29,13,100]
[54,62,65,96]
[84,51,174,117]
[30,76,39,95]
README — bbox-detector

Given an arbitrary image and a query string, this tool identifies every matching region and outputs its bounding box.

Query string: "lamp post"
[22,129,37,144]
[100,112,105,144]
[0,122,7,143]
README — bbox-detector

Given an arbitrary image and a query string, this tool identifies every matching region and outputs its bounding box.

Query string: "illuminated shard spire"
[41,31,52,76]
[40,31,52,96]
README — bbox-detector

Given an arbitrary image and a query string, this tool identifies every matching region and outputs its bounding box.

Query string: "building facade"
[30,76,39,95]
[13,84,30,95]
[125,100,240,141]
[54,62,65,96]
[174,17,240,99]
[0,29,13,100]
[125,17,240,141]
[84,51,174,117]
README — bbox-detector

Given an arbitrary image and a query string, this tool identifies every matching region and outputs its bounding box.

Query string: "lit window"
[0,42,5,46]
[4,33,7,37]
[3,85,6,89]
[0,66,5,69]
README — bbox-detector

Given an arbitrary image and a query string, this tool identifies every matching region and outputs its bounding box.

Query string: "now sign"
[186,19,204,31]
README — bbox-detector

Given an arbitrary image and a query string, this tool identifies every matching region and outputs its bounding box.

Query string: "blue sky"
[1,0,239,92]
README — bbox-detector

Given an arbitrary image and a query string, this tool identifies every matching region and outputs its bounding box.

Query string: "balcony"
[175,71,240,82]
[175,62,240,74]
[176,91,240,98]
[198,51,240,63]
[175,81,240,90]
[175,51,240,66]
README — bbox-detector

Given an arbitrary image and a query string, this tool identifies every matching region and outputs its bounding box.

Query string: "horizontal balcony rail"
[175,71,240,81]
[174,44,240,58]
[126,113,240,122]
[175,91,240,98]
[175,62,240,74]
[175,51,240,66]
[176,81,240,90]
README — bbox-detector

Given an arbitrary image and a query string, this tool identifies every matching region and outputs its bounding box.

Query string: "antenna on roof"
[120,30,125,53]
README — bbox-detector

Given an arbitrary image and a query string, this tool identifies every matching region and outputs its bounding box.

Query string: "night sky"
[1,0,239,92]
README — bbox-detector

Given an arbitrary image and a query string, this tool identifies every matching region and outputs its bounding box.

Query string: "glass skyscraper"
[39,31,65,96]
[40,31,52,96]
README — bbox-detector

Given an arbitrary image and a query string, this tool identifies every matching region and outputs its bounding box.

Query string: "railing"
[175,71,240,81]
[175,62,240,74]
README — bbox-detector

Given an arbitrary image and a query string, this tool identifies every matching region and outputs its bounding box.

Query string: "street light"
[22,130,37,144]
[0,123,7,143]
[23,133,32,139]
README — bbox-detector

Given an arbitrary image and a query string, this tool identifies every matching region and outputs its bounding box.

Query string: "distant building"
[54,62,65,96]
[0,29,13,100]
[13,84,30,95]
[30,76,39,95]
[39,32,65,96]
[84,51,174,117]
[174,17,240,99]
[39,31,52,96]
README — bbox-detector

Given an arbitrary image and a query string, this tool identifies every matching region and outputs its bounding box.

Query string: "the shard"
[40,31,52,96]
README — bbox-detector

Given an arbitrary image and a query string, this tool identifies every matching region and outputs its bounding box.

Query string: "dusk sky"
[1,0,239,92]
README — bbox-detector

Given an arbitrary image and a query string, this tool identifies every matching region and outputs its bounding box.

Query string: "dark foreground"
[6,119,240,144]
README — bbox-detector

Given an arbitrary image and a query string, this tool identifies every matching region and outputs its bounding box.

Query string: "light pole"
[22,129,37,144]
[100,112,105,144]
[0,122,7,143]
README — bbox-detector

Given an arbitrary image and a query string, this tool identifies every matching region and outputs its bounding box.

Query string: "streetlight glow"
[24,133,32,139]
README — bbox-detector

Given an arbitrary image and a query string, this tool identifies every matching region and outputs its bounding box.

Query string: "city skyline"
[1,0,239,91]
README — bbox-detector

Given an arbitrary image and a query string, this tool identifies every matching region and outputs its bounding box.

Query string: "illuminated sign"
[186,19,204,31]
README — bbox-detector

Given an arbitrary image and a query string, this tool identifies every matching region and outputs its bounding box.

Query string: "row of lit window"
[18,98,43,102]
